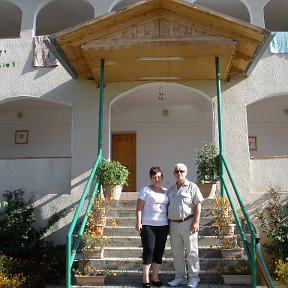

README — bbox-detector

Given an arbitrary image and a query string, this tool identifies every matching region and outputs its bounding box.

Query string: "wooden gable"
[47,0,272,82]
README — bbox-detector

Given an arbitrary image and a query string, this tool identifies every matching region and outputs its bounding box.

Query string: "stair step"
[100,247,221,258]
[103,235,222,247]
[73,198,251,287]
[77,257,234,272]
[104,225,215,236]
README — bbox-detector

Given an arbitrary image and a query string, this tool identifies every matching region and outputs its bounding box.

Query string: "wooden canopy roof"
[46,0,273,83]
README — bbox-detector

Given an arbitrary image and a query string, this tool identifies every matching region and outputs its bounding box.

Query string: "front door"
[112,133,136,192]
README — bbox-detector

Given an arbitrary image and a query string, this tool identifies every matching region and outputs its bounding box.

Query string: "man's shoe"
[187,277,200,288]
[167,277,187,286]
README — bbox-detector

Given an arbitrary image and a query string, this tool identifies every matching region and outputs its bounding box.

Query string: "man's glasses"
[174,170,186,174]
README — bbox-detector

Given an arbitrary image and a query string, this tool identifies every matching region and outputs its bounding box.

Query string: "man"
[167,163,204,288]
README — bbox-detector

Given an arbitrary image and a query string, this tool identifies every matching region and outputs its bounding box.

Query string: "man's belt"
[170,214,194,223]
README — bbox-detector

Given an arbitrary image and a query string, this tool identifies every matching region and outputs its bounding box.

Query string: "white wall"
[0,158,71,195]
[250,158,288,193]
[247,98,288,156]
[0,108,71,157]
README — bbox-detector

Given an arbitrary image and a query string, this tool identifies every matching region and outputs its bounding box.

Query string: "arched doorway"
[109,83,213,191]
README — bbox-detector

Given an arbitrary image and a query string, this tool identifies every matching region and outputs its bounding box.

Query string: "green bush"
[0,189,66,287]
[256,186,288,269]
[0,189,37,258]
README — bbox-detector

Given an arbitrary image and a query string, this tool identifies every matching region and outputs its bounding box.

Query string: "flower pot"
[95,216,107,227]
[198,181,217,199]
[221,247,244,259]
[92,224,104,235]
[222,274,251,285]
[74,274,106,286]
[83,248,104,259]
[223,223,236,236]
[103,184,122,200]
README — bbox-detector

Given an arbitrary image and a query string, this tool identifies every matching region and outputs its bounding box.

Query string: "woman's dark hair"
[149,166,163,179]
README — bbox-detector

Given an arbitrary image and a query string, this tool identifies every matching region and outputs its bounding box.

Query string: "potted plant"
[212,194,243,259]
[212,194,236,236]
[195,141,220,198]
[74,261,110,286]
[81,233,109,259]
[96,159,129,200]
[90,195,112,230]
[220,236,243,259]
[222,259,252,285]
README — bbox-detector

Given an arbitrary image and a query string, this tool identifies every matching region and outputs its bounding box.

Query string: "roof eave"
[245,30,275,77]
[44,37,78,79]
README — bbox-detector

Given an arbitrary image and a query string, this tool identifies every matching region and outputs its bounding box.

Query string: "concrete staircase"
[73,196,250,287]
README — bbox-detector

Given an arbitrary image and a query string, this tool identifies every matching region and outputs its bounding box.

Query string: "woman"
[135,166,169,287]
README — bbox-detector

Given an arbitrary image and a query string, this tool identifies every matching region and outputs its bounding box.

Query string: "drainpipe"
[98,58,105,155]
[215,57,224,197]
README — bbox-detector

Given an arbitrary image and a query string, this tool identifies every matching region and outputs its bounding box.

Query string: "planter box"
[221,248,243,259]
[223,274,251,285]
[74,275,106,286]
[82,248,103,259]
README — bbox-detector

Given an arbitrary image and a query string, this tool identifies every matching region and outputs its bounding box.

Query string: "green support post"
[215,57,224,197]
[98,58,105,155]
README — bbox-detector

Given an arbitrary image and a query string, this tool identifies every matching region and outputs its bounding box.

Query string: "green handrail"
[220,156,276,288]
[66,57,106,288]
[215,57,224,197]
[214,56,274,288]
[65,151,103,288]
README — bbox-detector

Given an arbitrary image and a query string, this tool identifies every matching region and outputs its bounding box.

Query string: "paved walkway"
[45,284,269,288]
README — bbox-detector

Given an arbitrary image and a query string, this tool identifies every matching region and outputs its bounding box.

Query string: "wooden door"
[112,134,136,192]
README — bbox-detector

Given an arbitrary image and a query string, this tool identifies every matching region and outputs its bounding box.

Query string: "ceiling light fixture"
[137,56,184,61]
[158,86,164,101]
[17,112,23,118]
[139,76,182,80]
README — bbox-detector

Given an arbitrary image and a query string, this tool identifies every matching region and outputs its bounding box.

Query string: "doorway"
[112,133,136,192]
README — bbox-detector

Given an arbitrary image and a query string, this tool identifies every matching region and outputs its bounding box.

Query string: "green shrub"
[0,189,37,258]
[256,186,288,272]
[0,189,66,287]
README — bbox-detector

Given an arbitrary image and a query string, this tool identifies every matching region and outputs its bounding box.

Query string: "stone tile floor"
[46,284,268,288]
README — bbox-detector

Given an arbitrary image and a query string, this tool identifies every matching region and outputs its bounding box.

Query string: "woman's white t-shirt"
[138,186,169,226]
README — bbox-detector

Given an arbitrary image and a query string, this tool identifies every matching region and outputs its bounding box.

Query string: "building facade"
[0,0,287,243]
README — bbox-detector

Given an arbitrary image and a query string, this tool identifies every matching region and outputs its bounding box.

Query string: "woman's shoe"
[151,280,163,287]
[142,283,150,287]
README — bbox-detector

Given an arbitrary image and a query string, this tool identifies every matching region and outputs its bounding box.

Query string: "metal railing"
[220,155,275,288]
[65,150,103,288]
